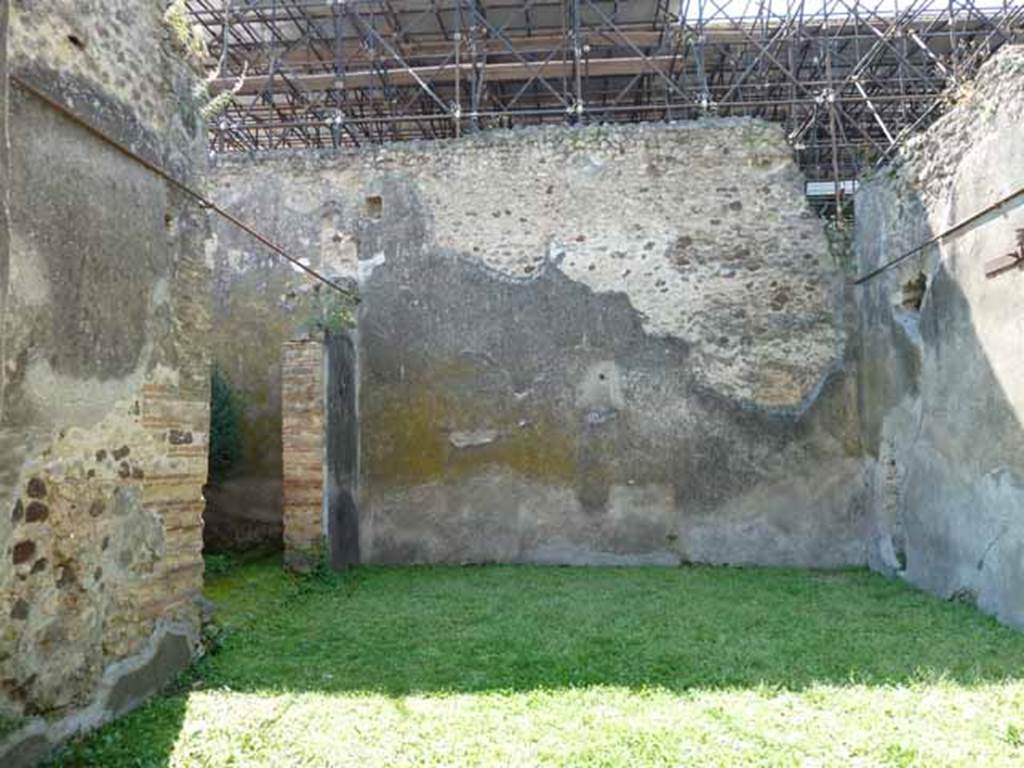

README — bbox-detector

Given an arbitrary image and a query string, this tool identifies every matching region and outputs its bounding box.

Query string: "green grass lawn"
[50,559,1024,767]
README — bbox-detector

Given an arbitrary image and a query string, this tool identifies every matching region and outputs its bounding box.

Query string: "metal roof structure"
[189,0,1023,196]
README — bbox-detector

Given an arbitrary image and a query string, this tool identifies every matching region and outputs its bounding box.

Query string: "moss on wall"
[363,382,578,489]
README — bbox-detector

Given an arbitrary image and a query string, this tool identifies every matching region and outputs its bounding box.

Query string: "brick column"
[281,338,325,571]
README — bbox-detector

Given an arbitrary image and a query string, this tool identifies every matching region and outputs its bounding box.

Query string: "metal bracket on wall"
[984,229,1024,279]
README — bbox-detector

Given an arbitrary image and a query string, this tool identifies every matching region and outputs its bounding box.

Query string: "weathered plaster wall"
[203,202,355,553]
[212,119,865,567]
[280,331,360,573]
[324,330,360,570]
[856,46,1024,628]
[0,1,210,761]
[203,252,292,552]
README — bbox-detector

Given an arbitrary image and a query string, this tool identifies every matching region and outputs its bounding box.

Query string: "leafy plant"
[201,619,229,656]
[208,367,242,484]
[1006,724,1024,748]
[301,288,357,336]
[165,0,248,120]
[203,552,237,579]
[163,0,208,62]
[0,713,24,741]
[199,89,236,121]
[294,540,364,597]
[194,63,249,121]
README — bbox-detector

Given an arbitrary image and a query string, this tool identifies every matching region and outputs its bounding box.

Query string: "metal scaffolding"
[189,0,1023,192]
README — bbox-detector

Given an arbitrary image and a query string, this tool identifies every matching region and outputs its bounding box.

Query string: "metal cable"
[13,71,1022,293]
[851,183,1024,285]
[9,73,358,299]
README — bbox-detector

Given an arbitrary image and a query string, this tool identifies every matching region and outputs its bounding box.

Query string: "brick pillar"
[281,338,325,571]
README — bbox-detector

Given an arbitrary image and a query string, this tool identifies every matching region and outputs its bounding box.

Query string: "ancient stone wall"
[202,251,293,552]
[203,202,355,554]
[856,45,1024,628]
[0,1,210,761]
[211,119,865,567]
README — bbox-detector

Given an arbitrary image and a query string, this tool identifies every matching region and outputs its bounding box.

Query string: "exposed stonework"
[281,338,325,571]
[0,0,211,760]
[7,0,178,138]
[214,121,840,409]
[210,120,865,568]
[856,45,1024,628]
[393,123,838,408]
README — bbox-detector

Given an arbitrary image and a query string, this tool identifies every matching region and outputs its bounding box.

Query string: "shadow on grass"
[198,558,1024,697]
[47,558,1024,766]
[48,694,187,768]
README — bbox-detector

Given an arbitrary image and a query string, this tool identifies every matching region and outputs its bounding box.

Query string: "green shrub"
[0,713,24,741]
[203,552,237,579]
[208,367,242,484]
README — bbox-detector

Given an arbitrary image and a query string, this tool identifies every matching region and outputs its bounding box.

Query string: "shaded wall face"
[212,120,865,568]
[0,0,210,755]
[856,46,1024,628]
[203,196,338,551]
